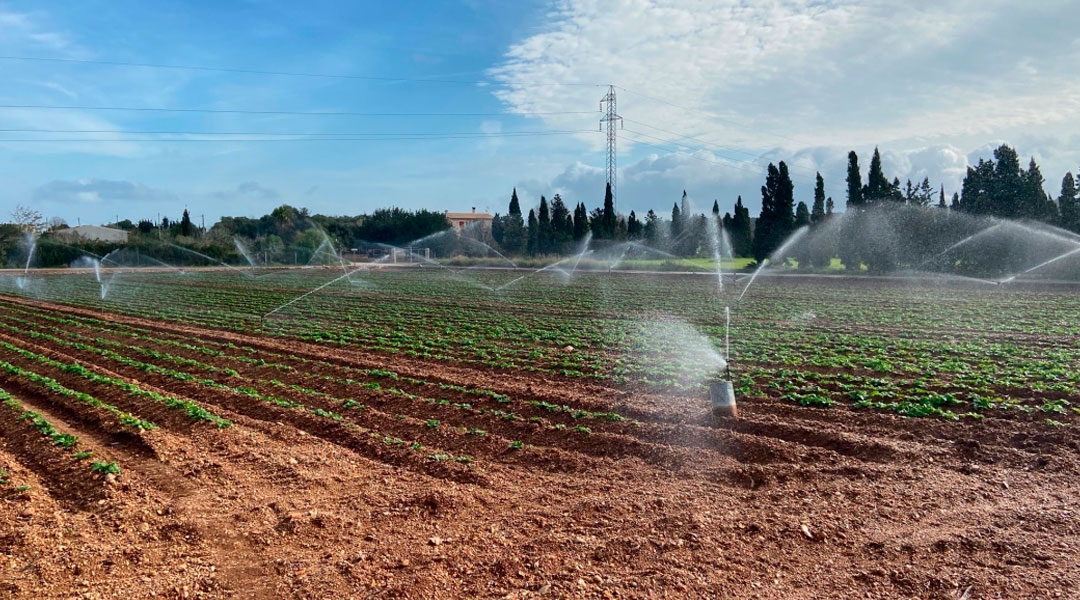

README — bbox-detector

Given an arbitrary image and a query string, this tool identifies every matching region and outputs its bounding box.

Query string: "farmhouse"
[445,207,493,233]
[51,225,130,244]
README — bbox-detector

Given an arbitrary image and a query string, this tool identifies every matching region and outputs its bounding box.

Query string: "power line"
[0,104,598,117]
[0,127,592,137]
[0,131,599,143]
[0,55,602,88]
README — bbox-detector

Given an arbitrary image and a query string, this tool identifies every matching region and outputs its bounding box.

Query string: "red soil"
[0,295,1077,599]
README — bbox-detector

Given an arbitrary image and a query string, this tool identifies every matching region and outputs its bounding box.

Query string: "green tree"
[643,209,661,247]
[811,172,826,223]
[1058,172,1079,233]
[537,196,551,254]
[825,197,834,216]
[730,196,752,257]
[180,209,196,237]
[670,201,682,241]
[526,209,538,256]
[572,202,588,241]
[752,162,795,262]
[502,188,526,255]
[627,210,642,239]
[846,151,863,209]
[549,194,573,254]
[795,201,810,227]
[864,147,890,204]
[938,185,947,208]
[600,183,617,238]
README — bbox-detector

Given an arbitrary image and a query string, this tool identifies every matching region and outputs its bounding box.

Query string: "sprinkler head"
[709,379,737,418]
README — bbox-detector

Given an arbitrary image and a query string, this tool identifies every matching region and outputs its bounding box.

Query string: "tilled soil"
[0,295,1077,599]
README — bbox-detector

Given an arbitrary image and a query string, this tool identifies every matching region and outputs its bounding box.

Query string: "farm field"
[0,268,1078,599]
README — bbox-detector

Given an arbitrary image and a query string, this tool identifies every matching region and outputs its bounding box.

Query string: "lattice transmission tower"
[599,85,623,211]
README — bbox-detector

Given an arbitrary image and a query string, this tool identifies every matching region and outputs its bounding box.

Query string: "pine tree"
[601,183,616,238]
[890,177,903,203]
[811,172,826,223]
[526,209,538,256]
[1058,172,1079,233]
[1024,157,1054,222]
[644,209,661,247]
[917,178,933,208]
[846,151,863,209]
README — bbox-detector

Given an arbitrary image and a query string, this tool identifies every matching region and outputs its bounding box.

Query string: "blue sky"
[2,0,1079,227]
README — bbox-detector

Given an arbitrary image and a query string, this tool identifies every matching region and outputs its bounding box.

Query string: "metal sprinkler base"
[710,380,737,418]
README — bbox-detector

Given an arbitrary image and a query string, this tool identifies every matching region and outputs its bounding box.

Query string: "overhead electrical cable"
[0,55,602,87]
[0,104,598,117]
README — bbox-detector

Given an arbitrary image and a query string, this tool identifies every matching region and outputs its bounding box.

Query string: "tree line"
[5,142,1077,271]
[488,143,1079,272]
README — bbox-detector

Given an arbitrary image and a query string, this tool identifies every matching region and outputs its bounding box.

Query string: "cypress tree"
[731,196,752,257]
[712,200,720,218]
[825,197,834,216]
[627,211,642,239]
[776,162,796,234]
[846,151,863,209]
[589,207,604,239]
[865,147,889,204]
[752,163,781,262]
[526,209,538,256]
[549,194,572,253]
[951,191,960,211]
[537,196,551,254]
[795,201,810,227]
[670,202,682,240]
[811,172,826,223]
[491,212,505,246]
[502,188,526,254]
[938,185,947,208]
[572,202,588,241]
[601,183,616,238]
[180,209,195,237]
[1058,172,1079,233]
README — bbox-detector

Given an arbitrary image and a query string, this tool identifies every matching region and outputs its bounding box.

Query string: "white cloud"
[33,178,177,204]
[489,0,1080,152]
[213,181,282,202]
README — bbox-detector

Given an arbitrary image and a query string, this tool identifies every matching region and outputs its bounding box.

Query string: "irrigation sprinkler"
[709,306,737,418]
[709,377,737,418]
